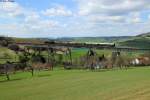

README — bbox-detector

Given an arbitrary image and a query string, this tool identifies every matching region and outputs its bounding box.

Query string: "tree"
[31,54,46,64]
[0,37,14,47]
[8,44,20,53]
[58,54,63,64]
[18,51,31,69]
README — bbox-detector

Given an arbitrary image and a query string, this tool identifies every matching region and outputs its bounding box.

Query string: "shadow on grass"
[0,78,23,83]
[37,74,51,78]
[0,74,51,83]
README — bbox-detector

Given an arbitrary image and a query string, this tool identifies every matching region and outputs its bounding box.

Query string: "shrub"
[31,54,46,64]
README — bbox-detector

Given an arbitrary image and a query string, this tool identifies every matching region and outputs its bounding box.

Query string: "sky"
[0,0,150,38]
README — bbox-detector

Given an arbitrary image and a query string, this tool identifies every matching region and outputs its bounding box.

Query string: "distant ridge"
[137,32,150,37]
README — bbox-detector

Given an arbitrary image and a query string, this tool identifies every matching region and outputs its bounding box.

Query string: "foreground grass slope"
[0,67,150,100]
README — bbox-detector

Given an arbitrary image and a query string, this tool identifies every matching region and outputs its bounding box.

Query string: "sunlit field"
[0,67,150,100]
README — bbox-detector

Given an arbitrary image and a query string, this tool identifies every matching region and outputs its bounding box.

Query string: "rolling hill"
[119,33,150,49]
[137,32,150,37]
[0,32,150,49]
[119,37,150,49]
[54,35,150,49]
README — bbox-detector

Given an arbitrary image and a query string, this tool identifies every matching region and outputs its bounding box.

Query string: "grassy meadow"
[0,67,150,100]
[0,37,149,100]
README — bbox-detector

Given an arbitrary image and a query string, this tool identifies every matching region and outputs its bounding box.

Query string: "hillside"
[0,32,150,49]
[55,36,150,49]
[119,33,150,49]
[137,32,150,37]
[13,38,45,44]
[13,36,150,49]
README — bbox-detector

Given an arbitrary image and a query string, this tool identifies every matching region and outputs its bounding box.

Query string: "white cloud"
[0,2,62,37]
[0,2,24,18]
[148,15,150,19]
[77,0,150,23]
[88,15,125,23]
[24,12,59,30]
[78,0,150,16]
[1,0,150,37]
[126,12,142,23]
[42,5,73,17]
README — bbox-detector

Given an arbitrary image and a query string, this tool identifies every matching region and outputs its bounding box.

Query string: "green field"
[0,67,150,100]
